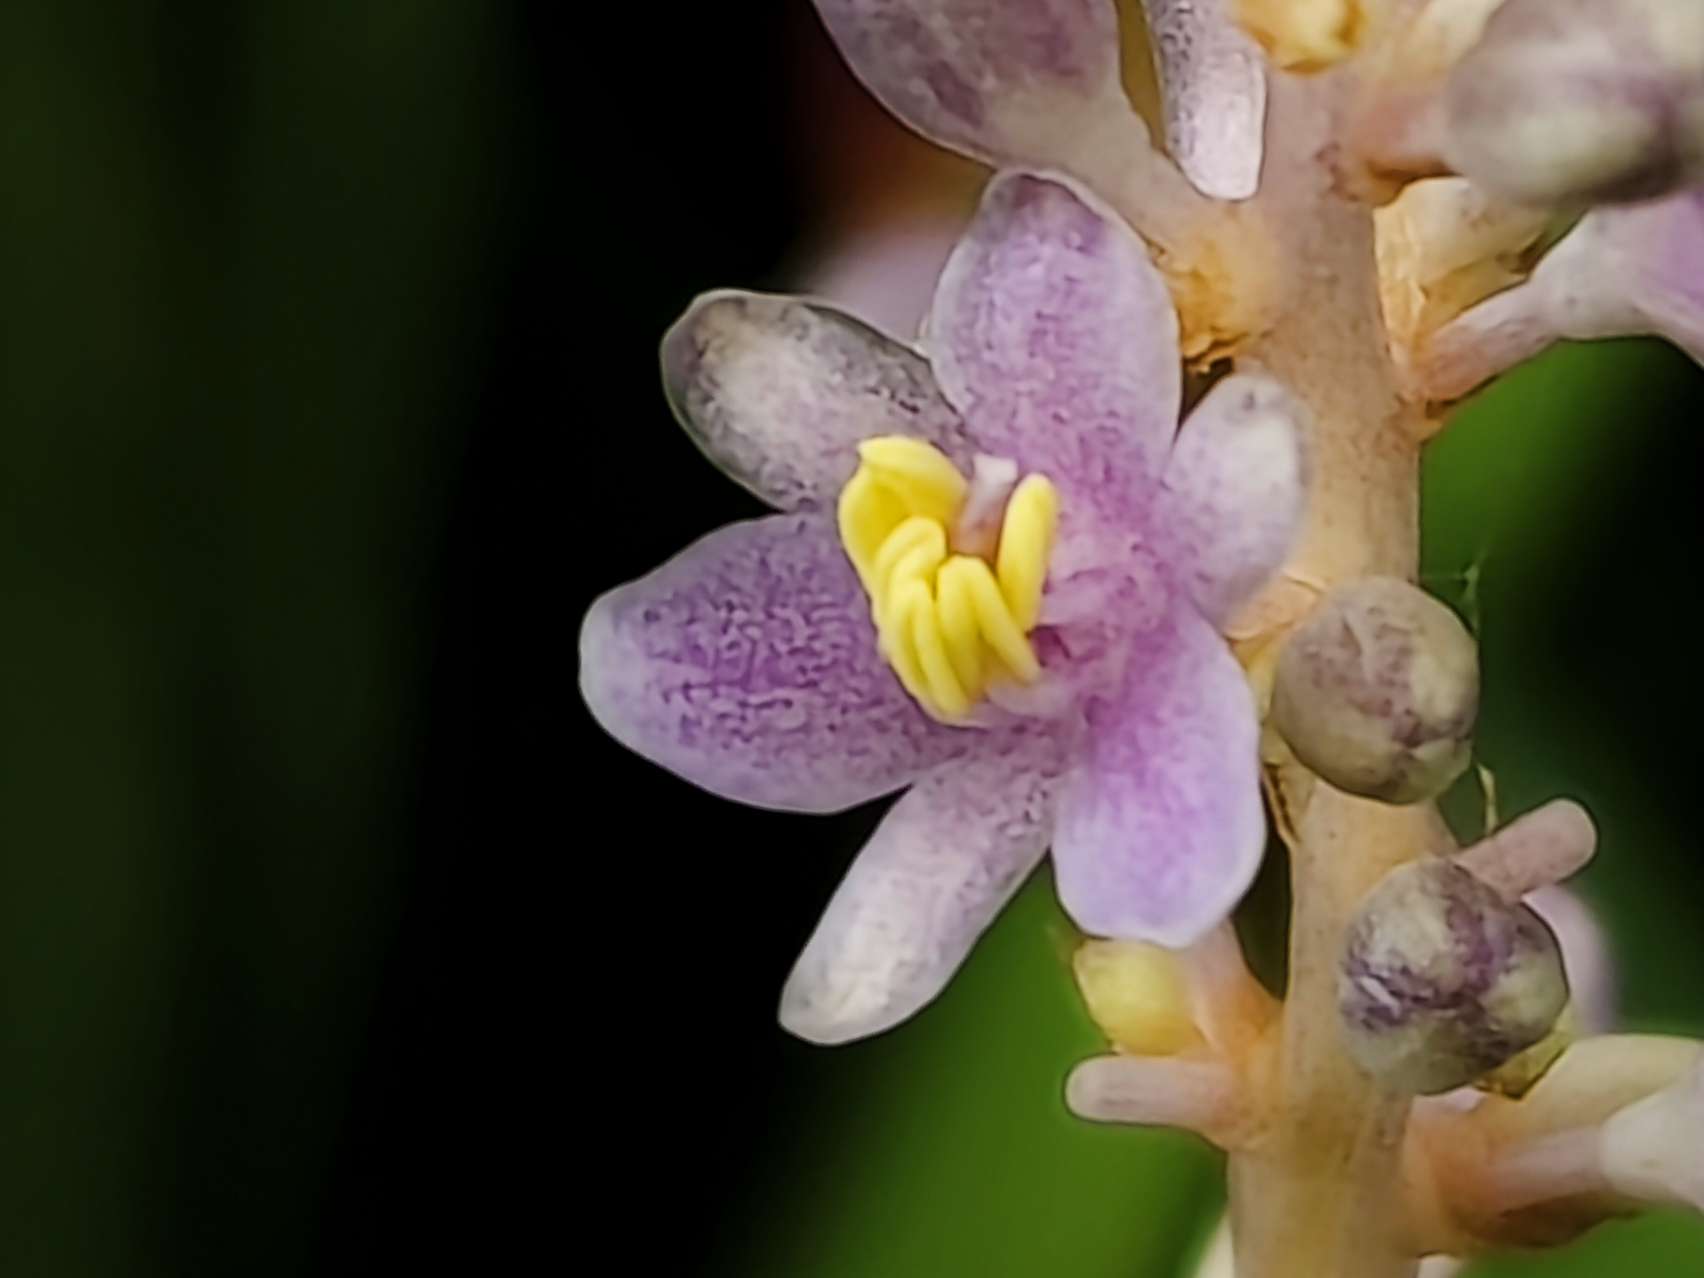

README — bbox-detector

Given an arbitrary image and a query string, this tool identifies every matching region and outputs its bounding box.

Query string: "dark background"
[2,3,1701,1276]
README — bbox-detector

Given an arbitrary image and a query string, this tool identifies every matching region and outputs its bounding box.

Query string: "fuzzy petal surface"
[661,291,972,511]
[779,730,1067,1044]
[811,0,1138,170]
[580,513,971,812]
[1141,0,1266,199]
[1051,605,1264,945]
[926,171,1182,524]
[1158,373,1310,627]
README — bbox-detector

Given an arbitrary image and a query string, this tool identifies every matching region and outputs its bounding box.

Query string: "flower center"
[837,436,1058,723]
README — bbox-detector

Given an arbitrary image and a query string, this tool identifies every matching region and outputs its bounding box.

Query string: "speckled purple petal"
[1051,604,1264,946]
[580,513,972,813]
[661,291,972,512]
[1525,885,1616,1034]
[778,731,1067,1044]
[1142,0,1266,199]
[811,0,1140,170]
[926,171,1181,523]
[1158,373,1309,627]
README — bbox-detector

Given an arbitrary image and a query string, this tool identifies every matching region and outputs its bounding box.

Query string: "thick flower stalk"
[580,1,1704,1275]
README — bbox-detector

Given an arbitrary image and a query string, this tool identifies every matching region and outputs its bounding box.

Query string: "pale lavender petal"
[1142,0,1266,199]
[1052,605,1264,945]
[580,514,971,813]
[1537,188,1704,363]
[661,290,972,512]
[800,218,965,341]
[1526,884,1617,1034]
[926,171,1181,524]
[1157,373,1309,627]
[779,731,1067,1044]
[811,0,1140,171]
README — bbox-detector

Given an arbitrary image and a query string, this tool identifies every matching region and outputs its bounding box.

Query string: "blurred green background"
[4,2,1701,1275]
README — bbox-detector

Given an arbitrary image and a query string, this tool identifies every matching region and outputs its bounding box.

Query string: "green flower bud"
[1339,859,1569,1096]
[1272,577,1477,803]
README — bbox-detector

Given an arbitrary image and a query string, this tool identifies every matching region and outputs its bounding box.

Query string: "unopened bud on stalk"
[1339,859,1568,1095]
[1444,0,1704,207]
[1073,940,1202,1056]
[1271,577,1478,803]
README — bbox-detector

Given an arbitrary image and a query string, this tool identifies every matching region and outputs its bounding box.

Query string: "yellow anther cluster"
[1073,940,1203,1057]
[1237,0,1364,71]
[838,436,1058,722]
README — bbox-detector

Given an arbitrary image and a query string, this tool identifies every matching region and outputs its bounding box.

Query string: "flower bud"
[1073,939,1202,1056]
[1339,858,1569,1095]
[1444,0,1704,207]
[1272,578,1478,803]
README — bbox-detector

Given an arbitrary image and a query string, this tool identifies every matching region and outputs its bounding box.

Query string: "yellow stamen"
[836,436,1058,722]
[956,556,1042,684]
[996,474,1059,632]
[856,436,968,526]
[837,469,907,590]
[911,596,972,719]
[882,580,934,705]
[934,558,987,699]
[869,517,945,628]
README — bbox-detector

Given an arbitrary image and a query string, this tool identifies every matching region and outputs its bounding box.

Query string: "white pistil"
[949,454,1019,560]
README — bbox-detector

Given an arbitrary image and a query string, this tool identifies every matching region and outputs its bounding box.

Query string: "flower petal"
[580,513,970,812]
[801,218,965,340]
[1141,0,1267,200]
[1158,373,1309,628]
[1051,604,1264,945]
[1415,187,1704,399]
[926,171,1181,523]
[778,731,1065,1044]
[661,290,972,512]
[810,0,1140,171]
[1540,188,1704,362]
[1525,884,1616,1034]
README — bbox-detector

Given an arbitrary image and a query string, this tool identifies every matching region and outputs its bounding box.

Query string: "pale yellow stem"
[1211,67,1439,1278]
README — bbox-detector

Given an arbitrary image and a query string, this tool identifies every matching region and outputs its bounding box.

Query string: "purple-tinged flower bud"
[1339,858,1569,1095]
[1444,0,1704,207]
[1272,578,1478,803]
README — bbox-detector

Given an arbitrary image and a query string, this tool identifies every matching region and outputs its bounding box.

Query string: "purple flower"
[811,0,1264,203]
[580,170,1308,1044]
